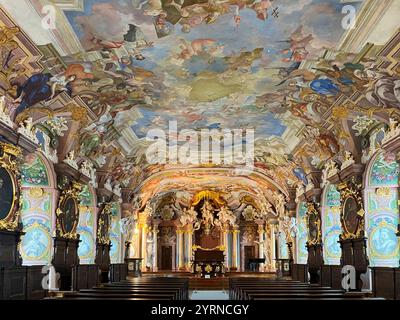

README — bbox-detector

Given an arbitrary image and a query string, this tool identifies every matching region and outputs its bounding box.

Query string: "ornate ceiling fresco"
[0,0,399,213]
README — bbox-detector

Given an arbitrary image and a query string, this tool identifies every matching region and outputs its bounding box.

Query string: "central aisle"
[190,290,229,300]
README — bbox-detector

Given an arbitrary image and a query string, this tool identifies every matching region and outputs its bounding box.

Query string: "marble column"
[231,227,240,271]
[141,224,148,271]
[176,228,185,270]
[152,221,159,272]
[271,225,277,271]
[257,221,265,272]
[185,225,193,271]
[223,224,229,271]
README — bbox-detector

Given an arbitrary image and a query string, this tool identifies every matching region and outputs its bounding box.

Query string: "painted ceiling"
[1,0,400,208]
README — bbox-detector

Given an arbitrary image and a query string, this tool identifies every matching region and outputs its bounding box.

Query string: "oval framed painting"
[0,166,17,222]
[342,195,360,236]
[60,195,79,235]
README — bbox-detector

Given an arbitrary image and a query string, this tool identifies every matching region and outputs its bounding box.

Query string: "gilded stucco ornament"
[0,142,22,231]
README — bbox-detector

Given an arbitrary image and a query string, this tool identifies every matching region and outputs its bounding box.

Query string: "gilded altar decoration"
[55,182,82,239]
[0,142,22,231]
[192,190,225,206]
[306,202,322,246]
[339,178,365,240]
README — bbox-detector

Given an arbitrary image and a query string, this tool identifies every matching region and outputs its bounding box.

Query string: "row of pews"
[229,278,385,300]
[52,277,189,300]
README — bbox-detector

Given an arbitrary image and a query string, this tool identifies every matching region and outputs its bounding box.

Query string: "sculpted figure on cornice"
[179,206,198,228]
[341,151,355,170]
[215,206,237,228]
[273,191,286,217]
[383,118,400,143]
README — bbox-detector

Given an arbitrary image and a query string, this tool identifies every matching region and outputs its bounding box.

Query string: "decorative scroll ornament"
[341,151,355,170]
[55,182,82,239]
[192,190,225,206]
[339,178,365,240]
[63,150,78,170]
[242,205,256,221]
[0,96,13,127]
[44,117,68,137]
[306,202,322,246]
[382,118,400,143]
[0,142,22,231]
[352,116,378,137]
[160,205,175,220]
[17,117,38,143]
[97,202,113,244]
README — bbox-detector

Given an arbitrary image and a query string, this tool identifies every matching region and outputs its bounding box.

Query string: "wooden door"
[161,246,172,270]
[244,246,255,271]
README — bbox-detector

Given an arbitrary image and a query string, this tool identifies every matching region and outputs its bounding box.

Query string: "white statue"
[17,117,38,143]
[63,150,78,169]
[215,206,236,227]
[104,177,113,191]
[201,200,215,227]
[273,192,286,217]
[179,206,198,226]
[146,231,154,268]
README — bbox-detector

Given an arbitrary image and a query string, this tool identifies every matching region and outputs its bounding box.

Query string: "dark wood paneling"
[0,267,26,300]
[395,269,400,300]
[292,264,298,281]
[331,265,343,289]
[26,266,46,299]
[372,267,395,300]
[321,265,332,287]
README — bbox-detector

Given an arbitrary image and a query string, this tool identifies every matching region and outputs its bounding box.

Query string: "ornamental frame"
[0,142,22,231]
[55,182,82,239]
[306,202,322,246]
[338,177,365,240]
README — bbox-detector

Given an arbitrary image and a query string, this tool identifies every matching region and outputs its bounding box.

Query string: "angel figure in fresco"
[12,64,93,119]
[278,26,313,63]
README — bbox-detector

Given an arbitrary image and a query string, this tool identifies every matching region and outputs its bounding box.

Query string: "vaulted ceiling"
[1,0,399,209]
